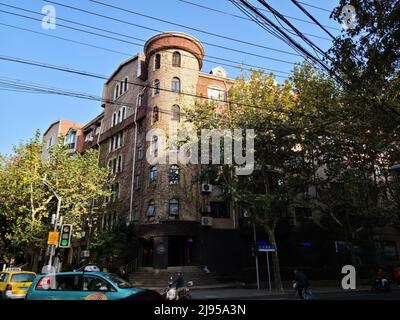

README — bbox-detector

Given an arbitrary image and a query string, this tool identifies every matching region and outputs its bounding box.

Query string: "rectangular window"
[114,136,118,150]
[137,94,143,107]
[114,183,119,200]
[119,132,123,148]
[131,205,138,222]
[136,145,143,160]
[207,87,226,101]
[294,207,312,219]
[134,175,140,190]
[112,113,117,127]
[210,202,230,219]
[117,156,122,172]
[112,158,117,174]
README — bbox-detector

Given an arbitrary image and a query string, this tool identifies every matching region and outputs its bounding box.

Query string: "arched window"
[117,155,122,172]
[115,85,119,99]
[171,77,180,93]
[172,51,181,67]
[155,54,161,69]
[117,110,121,123]
[169,199,179,216]
[169,165,180,184]
[112,113,117,127]
[172,105,180,122]
[154,79,160,95]
[124,77,128,92]
[150,166,157,183]
[120,81,123,95]
[121,106,126,121]
[152,136,158,156]
[153,106,159,123]
[147,199,156,217]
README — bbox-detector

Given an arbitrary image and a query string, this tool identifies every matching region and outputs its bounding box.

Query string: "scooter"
[372,276,391,292]
[162,276,193,300]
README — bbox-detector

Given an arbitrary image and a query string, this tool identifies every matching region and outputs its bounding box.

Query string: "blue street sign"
[257,241,276,252]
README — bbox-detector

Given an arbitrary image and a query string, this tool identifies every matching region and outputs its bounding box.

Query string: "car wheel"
[124,290,162,300]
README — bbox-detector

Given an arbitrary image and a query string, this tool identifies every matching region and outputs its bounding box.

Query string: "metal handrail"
[125,258,138,275]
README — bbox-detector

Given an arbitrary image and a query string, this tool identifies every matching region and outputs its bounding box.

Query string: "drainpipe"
[222,79,236,230]
[129,85,147,222]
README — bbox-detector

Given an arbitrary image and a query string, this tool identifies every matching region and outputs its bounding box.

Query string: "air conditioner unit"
[201,183,212,193]
[81,250,90,258]
[201,217,213,226]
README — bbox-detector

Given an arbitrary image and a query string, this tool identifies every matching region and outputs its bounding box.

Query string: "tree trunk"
[265,226,284,291]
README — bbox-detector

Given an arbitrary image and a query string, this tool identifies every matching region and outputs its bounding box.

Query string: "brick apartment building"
[93,31,248,272]
[42,32,400,280]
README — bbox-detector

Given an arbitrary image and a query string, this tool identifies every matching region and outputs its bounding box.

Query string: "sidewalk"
[190,285,376,300]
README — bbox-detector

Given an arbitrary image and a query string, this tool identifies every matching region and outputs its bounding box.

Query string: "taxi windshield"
[106,274,133,289]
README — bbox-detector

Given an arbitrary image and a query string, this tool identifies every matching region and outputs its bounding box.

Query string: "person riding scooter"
[373,267,391,291]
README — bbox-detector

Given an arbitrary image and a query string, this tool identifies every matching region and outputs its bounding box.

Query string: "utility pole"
[253,223,260,290]
[47,196,62,272]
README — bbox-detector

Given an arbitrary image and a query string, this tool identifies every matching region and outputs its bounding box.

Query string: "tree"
[185,69,316,290]
[0,132,51,267]
[0,133,112,269]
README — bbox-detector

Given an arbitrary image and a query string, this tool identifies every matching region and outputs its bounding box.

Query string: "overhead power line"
[43,0,301,58]
[230,0,331,73]
[177,0,340,32]
[0,22,290,79]
[290,0,335,39]
[297,1,332,13]
[0,55,295,112]
[0,4,297,68]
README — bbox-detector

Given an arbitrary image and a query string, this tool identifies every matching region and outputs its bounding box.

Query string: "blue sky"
[0,0,341,155]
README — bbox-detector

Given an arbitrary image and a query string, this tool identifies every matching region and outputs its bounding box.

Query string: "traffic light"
[59,224,72,248]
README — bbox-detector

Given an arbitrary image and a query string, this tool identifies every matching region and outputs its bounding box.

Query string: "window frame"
[169,198,179,216]
[172,51,181,67]
[149,165,158,183]
[155,53,161,70]
[147,199,156,217]
[171,77,181,93]
[153,79,160,95]
[172,105,180,122]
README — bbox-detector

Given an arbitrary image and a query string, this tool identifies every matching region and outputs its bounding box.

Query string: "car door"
[80,275,115,300]
[45,275,82,300]
[0,273,9,298]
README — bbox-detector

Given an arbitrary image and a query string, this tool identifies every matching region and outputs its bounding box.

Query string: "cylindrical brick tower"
[142,32,204,223]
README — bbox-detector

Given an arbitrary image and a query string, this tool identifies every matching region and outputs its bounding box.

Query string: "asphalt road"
[246,289,400,300]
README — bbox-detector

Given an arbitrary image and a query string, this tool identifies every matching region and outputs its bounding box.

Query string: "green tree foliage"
[0,132,111,266]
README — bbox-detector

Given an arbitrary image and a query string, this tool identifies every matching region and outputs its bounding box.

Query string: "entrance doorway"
[168,236,194,266]
[140,238,154,267]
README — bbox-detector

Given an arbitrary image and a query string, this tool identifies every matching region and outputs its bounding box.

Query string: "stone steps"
[129,266,221,288]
